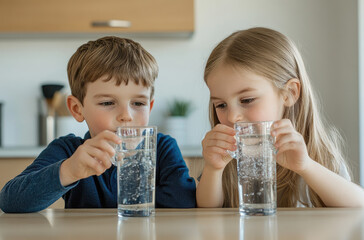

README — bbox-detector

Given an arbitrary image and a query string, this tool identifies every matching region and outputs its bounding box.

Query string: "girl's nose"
[227,107,243,124]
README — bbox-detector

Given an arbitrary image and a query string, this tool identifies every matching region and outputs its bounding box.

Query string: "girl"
[197,27,364,208]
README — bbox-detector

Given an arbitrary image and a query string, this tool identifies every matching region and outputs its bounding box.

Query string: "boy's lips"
[114,123,130,129]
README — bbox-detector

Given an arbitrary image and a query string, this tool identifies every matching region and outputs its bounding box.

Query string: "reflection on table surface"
[0,208,363,240]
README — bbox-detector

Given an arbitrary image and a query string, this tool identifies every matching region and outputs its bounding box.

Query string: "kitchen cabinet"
[0,0,194,35]
[184,157,203,184]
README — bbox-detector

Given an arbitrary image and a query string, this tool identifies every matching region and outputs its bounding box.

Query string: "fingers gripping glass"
[111,128,146,166]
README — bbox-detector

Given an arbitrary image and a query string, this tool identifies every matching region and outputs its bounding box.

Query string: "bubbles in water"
[118,149,156,207]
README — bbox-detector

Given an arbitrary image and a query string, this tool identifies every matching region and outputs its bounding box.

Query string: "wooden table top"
[0,208,363,240]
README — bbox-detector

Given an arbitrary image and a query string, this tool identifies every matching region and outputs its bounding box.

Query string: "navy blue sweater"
[0,132,196,213]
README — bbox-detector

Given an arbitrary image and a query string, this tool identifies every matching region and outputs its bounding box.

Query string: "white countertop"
[0,146,46,158]
[0,145,202,158]
[2,208,364,240]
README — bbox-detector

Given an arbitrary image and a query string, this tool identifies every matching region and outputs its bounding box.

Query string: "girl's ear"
[149,99,155,113]
[283,78,301,107]
[67,95,85,123]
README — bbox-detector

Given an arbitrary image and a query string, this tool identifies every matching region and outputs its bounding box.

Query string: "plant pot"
[165,116,188,146]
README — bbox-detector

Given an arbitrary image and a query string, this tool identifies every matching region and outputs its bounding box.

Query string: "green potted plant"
[168,99,193,117]
[165,99,193,146]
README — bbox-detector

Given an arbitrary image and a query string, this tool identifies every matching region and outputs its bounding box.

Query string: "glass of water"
[232,121,277,216]
[112,126,157,217]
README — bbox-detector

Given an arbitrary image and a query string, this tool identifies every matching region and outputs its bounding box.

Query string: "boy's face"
[77,76,153,138]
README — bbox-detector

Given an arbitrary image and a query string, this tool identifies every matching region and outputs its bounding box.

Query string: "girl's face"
[206,64,285,128]
[79,77,153,138]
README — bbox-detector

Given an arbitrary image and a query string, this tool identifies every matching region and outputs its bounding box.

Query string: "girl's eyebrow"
[210,88,257,100]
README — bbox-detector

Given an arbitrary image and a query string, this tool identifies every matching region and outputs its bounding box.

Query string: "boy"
[0,37,196,213]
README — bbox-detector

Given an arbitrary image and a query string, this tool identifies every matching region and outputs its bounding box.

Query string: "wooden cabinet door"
[184,157,203,184]
[0,0,194,33]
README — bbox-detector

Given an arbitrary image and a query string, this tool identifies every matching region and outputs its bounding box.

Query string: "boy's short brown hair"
[67,36,158,104]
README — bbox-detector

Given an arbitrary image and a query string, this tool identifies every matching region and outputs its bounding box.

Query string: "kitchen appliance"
[38,84,64,146]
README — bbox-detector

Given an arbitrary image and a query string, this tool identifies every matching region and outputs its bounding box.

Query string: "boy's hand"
[202,124,236,171]
[271,119,312,174]
[59,130,121,186]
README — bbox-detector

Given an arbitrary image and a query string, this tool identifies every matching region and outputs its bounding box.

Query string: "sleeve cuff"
[53,159,79,192]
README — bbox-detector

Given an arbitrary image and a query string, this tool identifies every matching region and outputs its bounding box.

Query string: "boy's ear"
[149,99,154,113]
[283,78,301,107]
[67,95,85,122]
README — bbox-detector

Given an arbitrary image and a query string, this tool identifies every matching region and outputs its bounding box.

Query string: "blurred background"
[0,0,363,184]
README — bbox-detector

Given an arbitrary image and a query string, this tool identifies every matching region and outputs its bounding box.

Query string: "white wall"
[359,0,364,186]
[0,0,359,181]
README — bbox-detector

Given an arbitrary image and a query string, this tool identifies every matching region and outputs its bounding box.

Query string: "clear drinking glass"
[111,126,157,217]
[229,121,277,216]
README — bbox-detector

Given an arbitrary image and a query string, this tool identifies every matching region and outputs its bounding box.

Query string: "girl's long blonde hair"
[204,27,349,207]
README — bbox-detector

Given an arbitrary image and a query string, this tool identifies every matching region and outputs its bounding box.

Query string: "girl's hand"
[271,119,311,174]
[202,124,236,171]
[60,130,121,186]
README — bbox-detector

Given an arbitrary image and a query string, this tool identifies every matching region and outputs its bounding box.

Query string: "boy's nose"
[117,106,132,122]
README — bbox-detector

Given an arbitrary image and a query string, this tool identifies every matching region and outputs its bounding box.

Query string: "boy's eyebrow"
[93,94,149,99]
[133,94,149,99]
[210,88,256,100]
[93,94,114,98]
